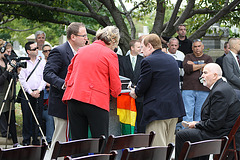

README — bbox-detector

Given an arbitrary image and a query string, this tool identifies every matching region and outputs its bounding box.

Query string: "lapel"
[126,55,134,74]
[65,42,74,65]
[201,79,223,113]
[229,52,240,73]
[134,55,142,73]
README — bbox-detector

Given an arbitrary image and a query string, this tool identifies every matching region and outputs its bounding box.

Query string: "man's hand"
[129,88,137,99]
[187,61,194,65]
[30,90,40,98]
[188,121,199,129]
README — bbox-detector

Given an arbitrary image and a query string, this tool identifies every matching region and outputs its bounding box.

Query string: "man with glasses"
[43,22,87,160]
[19,41,46,146]
[181,39,213,126]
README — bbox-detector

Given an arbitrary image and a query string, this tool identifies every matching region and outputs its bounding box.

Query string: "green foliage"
[0,18,64,46]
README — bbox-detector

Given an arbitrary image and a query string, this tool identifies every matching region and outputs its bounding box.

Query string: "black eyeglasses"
[192,39,202,43]
[43,49,51,53]
[74,34,87,38]
[29,47,38,51]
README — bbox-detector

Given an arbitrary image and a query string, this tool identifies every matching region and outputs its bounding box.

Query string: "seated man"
[175,63,240,160]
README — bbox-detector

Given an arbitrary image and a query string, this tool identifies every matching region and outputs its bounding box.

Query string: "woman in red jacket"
[62,26,121,140]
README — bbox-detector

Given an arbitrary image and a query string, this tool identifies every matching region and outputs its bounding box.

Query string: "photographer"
[19,41,46,146]
[0,40,20,147]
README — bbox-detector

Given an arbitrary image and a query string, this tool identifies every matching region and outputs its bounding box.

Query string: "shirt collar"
[68,41,77,56]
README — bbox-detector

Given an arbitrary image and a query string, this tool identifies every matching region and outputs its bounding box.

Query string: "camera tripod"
[0,71,49,149]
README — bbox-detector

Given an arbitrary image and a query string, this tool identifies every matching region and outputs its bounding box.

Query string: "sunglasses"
[29,47,38,51]
[43,49,51,53]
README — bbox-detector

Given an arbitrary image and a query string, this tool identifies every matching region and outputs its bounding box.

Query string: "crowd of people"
[0,22,239,160]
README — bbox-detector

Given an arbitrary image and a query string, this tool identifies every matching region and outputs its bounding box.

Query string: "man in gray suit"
[222,38,240,90]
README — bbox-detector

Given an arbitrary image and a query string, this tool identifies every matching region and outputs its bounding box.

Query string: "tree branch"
[129,1,146,14]
[174,0,195,27]
[151,0,165,36]
[119,0,136,39]
[162,0,183,36]
[0,25,43,31]
[189,0,240,40]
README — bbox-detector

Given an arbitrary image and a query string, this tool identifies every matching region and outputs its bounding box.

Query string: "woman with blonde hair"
[62,26,121,140]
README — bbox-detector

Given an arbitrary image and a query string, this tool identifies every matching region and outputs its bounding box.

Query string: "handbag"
[16,58,42,103]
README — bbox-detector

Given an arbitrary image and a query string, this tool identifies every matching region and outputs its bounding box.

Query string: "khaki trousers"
[44,117,68,160]
[146,118,178,146]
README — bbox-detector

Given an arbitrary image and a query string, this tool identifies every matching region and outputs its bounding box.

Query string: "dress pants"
[0,114,7,137]
[43,117,67,160]
[145,118,178,146]
[68,99,109,140]
[4,111,18,144]
[135,101,145,133]
[175,128,209,160]
[21,91,43,145]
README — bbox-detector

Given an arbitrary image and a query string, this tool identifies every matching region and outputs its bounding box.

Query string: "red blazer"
[62,40,121,111]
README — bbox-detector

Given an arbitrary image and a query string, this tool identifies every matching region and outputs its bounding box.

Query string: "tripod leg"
[0,78,14,148]
[19,82,49,149]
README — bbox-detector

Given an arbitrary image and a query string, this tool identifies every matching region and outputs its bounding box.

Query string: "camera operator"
[0,40,21,147]
[19,41,46,146]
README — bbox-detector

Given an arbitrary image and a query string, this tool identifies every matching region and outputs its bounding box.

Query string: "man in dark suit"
[119,39,145,133]
[215,41,230,72]
[130,34,185,146]
[43,22,87,159]
[175,63,240,160]
[222,38,240,90]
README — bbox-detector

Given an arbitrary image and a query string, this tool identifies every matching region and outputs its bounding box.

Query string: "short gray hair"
[168,37,179,44]
[35,31,46,39]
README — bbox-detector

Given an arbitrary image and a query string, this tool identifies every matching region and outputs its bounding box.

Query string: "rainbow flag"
[117,93,137,135]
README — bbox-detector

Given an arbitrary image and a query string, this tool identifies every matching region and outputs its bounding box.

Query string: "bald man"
[223,38,240,90]
[175,63,240,160]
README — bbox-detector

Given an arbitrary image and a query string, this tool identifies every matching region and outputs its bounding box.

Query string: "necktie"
[237,55,240,66]
[132,57,136,70]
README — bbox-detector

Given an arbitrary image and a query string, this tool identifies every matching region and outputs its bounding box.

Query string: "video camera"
[4,54,30,69]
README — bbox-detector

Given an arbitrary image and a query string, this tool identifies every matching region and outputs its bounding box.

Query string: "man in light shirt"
[19,41,46,145]
[167,38,185,89]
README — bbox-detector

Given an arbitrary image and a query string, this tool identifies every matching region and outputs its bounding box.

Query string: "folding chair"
[65,151,117,160]
[0,142,47,160]
[51,136,105,160]
[104,131,155,154]
[178,136,228,160]
[121,143,174,160]
[214,114,240,160]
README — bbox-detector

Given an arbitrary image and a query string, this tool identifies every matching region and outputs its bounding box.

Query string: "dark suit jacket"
[119,55,143,85]
[43,42,74,119]
[215,54,225,70]
[195,79,240,149]
[135,49,186,126]
[223,51,240,90]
